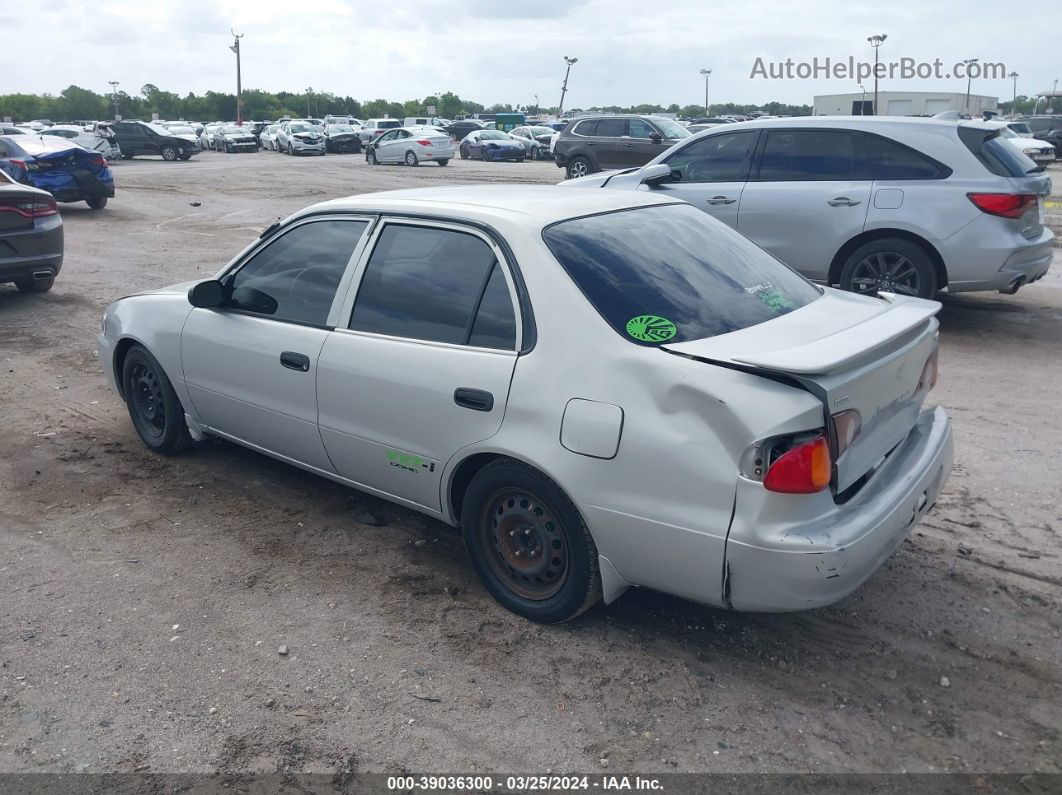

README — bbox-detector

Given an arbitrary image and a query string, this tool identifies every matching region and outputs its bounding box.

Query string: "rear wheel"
[839,238,938,299]
[86,196,108,210]
[14,276,53,293]
[461,459,601,623]
[459,145,469,159]
[566,156,592,179]
[121,345,192,454]
[161,145,178,162]
[405,150,419,167]
[178,154,191,160]
[436,159,449,166]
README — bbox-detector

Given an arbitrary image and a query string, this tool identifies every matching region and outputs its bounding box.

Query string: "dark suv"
[553,115,691,179]
[106,120,200,161]
[1021,115,1062,155]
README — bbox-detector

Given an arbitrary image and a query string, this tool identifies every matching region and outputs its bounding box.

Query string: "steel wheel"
[849,251,921,296]
[130,362,167,442]
[479,489,568,601]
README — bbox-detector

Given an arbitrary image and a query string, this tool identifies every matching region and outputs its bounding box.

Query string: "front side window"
[225,219,368,325]
[349,225,515,349]
[756,129,869,181]
[653,119,691,139]
[627,119,656,139]
[665,130,758,183]
[543,203,820,345]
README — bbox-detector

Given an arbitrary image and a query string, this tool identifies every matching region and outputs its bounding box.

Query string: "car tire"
[366,150,377,166]
[121,345,192,455]
[14,276,54,293]
[405,150,419,167]
[178,154,191,160]
[459,145,469,159]
[839,238,938,299]
[566,156,593,179]
[515,158,524,163]
[288,143,295,156]
[161,145,178,162]
[461,458,602,624]
[86,196,108,210]
[436,159,449,166]
[123,153,135,160]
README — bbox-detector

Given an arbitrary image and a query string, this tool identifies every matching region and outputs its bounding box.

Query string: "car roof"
[0,135,80,154]
[300,185,682,228]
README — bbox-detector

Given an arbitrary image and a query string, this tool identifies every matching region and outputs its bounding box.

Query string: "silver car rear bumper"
[724,406,953,612]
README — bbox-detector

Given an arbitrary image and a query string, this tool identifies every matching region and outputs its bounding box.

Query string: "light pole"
[866,34,886,115]
[1052,79,1059,112]
[306,87,313,118]
[961,58,979,115]
[700,68,711,116]
[1008,71,1019,117]
[229,30,244,125]
[534,94,539,114]
[558,56,578,117]
[858,84,866,115]
[108,81,120,120]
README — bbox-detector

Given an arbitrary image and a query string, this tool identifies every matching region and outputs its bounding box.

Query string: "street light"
[961,58,979,115]
[306,87,313,118]
[230,30,244,125]
[558,56,578,118]
[858,84,866,115]
[108,80,120,120]
[866,34,887,116]
[1009,72,1019,117]
[700,68,711,116]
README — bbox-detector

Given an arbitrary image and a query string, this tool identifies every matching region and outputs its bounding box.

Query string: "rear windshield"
[378,120,401,128]
[959,127,1037,177]
[543,203,821,345]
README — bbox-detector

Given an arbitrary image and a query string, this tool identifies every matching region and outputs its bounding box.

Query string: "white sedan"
[97,186,952,622]
[365,127,453,166]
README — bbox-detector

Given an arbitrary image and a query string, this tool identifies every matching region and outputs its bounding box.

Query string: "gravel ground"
[0,151,1060,777]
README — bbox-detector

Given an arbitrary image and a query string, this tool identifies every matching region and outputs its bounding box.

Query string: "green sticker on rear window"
[626,314,677,343]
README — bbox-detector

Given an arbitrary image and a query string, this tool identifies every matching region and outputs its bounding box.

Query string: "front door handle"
[706,195,737,205]
[827,196,862,206]
[454,388,494,412]
[624,143,635,147]
[279,351,310,372]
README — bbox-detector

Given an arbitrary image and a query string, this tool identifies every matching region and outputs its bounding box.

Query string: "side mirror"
[648,132,663,143]
[639,164,673,186]
[188,279,225,308]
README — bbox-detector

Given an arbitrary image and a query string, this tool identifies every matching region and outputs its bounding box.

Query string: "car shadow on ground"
[936,287,1062,345]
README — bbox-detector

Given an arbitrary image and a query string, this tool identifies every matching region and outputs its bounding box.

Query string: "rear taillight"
[830,409,862,457]
[966,192,1038,219]
[9,158,38,172]
[918,349,938,393]
[763,435,832,494]
[416,139,432,146]
[0,197,59,218]
[88,154,106,166]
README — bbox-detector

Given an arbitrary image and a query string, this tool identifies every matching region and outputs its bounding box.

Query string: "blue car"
[459,130,525,162]
[0,135,115,210]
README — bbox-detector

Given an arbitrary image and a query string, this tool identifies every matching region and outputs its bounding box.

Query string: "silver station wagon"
[98,186,953,623]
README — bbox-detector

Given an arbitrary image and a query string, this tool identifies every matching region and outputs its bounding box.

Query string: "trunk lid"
[663,290,941,493]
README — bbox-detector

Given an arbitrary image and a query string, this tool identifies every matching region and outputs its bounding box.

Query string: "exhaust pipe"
[32,271,53,281]
[999,276,1026,295]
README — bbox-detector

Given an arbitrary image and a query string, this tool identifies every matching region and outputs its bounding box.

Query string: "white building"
[813,90,998,117]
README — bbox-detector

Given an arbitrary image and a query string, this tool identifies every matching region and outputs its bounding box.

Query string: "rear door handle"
[624,143,635,147]
[454,388,494,412]
[827,196,861,206]
[279,351,310,372]
[706,195,736,205]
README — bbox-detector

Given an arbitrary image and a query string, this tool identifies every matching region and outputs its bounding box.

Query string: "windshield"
[529,126,554,136]
[221,126,245,134]
[289,123,314,133]
[377,120,401,128]
[653,119,691,139]
[328,125,354,133]
[480,131,509,140]
[999,128,1017,139]
[1008,122,1033,135]
[146,123,171,136]
[543,204,821,345]
[168,125,194,134]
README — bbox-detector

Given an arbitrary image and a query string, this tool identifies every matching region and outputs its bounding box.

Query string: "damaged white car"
[97,186,953,622]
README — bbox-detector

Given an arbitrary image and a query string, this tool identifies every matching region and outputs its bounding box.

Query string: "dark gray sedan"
[0,171,63,293]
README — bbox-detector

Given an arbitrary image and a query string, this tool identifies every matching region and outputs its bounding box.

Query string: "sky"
[7,0,1059,108]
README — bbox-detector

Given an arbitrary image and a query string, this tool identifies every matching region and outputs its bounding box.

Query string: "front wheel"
[121,345,192,455]
[839,238,938,299]
[161,145,178,162]
[566,156,592,179]
[86,196,108,210]
[459,145,469,159]
[405,150,419,167]
[288,143,295,156]
[461,459,601,623]
[366,150,377,166]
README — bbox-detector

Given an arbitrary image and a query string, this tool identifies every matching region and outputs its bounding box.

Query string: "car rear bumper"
[724,406,953,612]
[945,226,1054,293]
[0,215,64,283]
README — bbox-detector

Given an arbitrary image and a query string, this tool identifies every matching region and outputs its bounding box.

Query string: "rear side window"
[595,119,627,137]
[756,129,869,181]
[866,134,950,180]
[573,120,599,136]
[226,219,368,326]
[543,204,821,345]
[958,127,1035,177]
[349,225,515,349]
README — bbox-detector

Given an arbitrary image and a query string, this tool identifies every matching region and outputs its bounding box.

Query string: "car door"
[737,128,872,280]
[591,118,628,169]
[316,220,522,512]
[114,123,142,155]
[651,129,760,229]
[181,216,372,471]
[374,130,400,161]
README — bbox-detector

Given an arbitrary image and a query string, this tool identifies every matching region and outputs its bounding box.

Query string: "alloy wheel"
[849,251,922,296]
[568,159,589,178]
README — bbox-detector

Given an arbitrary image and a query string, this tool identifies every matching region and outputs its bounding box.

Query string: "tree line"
[0,84,813,124]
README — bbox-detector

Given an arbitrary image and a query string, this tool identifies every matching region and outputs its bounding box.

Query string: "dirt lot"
[1,151,1060,777]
